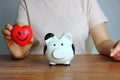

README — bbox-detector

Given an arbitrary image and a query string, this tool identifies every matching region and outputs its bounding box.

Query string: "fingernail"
[110,49,113,52]
[110,53,115,57]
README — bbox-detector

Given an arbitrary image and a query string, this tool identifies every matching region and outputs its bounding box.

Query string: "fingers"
[2,24,13,39]
[5,24,13,31]
[110,40,120,57]
[2,23,27,39]
[112,49,120,61]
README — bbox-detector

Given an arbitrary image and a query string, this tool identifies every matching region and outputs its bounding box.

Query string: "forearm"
[97,39,115,56]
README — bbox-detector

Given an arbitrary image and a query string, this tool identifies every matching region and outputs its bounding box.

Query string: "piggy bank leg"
[49,62,56,66]
[64,61,70,66]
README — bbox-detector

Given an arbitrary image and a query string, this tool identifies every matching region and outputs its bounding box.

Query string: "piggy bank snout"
[52,48,65,59]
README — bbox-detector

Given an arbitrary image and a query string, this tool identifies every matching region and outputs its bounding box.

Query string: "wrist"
[98,40,115,56]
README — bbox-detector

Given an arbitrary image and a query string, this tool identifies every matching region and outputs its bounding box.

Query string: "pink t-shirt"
[16,0,108,54]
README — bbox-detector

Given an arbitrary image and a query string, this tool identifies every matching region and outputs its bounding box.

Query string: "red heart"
[11,25,32,46]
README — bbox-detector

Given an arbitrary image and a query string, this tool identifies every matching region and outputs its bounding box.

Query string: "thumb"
[110,40,120,57]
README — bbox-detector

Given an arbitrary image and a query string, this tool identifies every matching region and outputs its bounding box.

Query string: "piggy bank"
[44,33,75,66]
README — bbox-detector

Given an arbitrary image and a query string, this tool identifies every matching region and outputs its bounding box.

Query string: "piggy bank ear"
[44,33,57,43]
[44,33,54,40]
[61,33,72,42]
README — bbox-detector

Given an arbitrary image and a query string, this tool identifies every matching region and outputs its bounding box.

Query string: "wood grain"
[0,54,120,80]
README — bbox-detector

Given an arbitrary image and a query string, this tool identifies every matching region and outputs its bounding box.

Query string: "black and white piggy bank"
[44,33,75,66]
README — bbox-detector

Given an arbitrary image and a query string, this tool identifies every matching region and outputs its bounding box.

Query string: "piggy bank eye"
[61,43,64,46]
[53,44,56,46]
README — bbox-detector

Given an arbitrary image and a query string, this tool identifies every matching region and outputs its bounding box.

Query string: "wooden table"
[0,54,120,80]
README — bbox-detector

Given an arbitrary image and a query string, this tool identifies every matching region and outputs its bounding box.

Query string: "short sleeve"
[16,0,29,25]
[86,0,108,28]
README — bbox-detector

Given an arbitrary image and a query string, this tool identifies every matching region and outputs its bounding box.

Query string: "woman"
[2,0,120,61]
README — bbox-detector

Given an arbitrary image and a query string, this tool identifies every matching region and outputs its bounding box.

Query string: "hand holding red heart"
[2,23,33,59]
